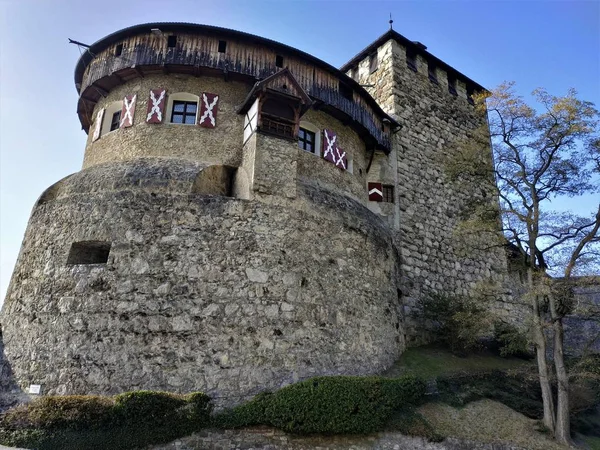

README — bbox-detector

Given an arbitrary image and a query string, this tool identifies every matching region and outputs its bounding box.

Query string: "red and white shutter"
[368,182,383,201]
[198,92,219,128]
[120,94,137,128]
[146,89,166,123]
[92,108,105,142]
[322,129,348,170]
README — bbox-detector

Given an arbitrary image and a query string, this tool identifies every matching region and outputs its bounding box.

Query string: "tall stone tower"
[341,30,519,342]
[1,23,512,404]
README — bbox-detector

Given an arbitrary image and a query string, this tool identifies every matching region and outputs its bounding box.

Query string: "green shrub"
[1,395,114,431]
[492,321,533,358]
[113,390,188,427]
[420,293,491,354]
[215,375,426,435]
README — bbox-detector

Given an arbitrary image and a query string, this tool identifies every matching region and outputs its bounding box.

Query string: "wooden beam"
[131,64,144,78]
[93,85,109,97]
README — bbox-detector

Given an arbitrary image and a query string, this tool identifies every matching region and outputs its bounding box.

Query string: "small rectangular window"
[369,52,378,73]
[67,241,111,265]
[298,127,316,153]
[448,75,458,96]
[115,43,123,57]
[383,185,394,203]
[406,49,417,72]
[275,54,284,68]
[428,62,438,83]
[339,82,353,101]
[110,111,121,131]
[167,35,177,48]
[218,40,227,53]
[171,100,197,124]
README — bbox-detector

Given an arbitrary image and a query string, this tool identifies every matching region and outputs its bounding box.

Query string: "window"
[428,62,438,83]
[339,82,353,101]
[275,54,284,68]
[298,127,316,153]
[369,52,378,73]
[167,35,177,48]
[218,40,227,53]
[67,241,111,265]
[448,75,458,96]
[115,43,123,56]
[171,101,197,124]
[467,85,475,105]
[110,111,121,131]
[406,48,417,72]
[100,101,123,136]
[383,185,394,203]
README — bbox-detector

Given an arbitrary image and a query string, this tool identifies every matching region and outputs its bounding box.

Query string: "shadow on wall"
[0,325,27,411]
[192,165,251,200]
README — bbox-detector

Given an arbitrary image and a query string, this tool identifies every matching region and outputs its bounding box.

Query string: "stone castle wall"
[2,158,404,405]
[351,39,526,341]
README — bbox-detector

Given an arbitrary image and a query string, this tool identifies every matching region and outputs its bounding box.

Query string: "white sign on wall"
[28,384,41,395]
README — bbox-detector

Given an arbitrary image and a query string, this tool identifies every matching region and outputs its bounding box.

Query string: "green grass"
[581,435,600,450]
[381,345,533,379]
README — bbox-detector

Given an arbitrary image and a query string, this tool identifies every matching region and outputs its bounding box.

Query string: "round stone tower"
[1,23,404,404]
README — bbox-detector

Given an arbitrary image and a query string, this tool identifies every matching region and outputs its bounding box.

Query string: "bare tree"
[448,82,600,444]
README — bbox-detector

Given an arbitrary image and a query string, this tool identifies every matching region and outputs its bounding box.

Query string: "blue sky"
[1,0,599,306]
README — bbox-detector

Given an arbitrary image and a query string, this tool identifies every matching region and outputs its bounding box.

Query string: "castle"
[1,23,522,405]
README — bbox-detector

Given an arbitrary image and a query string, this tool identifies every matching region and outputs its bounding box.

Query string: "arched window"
[166,93,199,125]
[101,101,123,136]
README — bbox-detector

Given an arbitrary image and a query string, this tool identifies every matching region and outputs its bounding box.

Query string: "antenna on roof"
[389,13,394,30]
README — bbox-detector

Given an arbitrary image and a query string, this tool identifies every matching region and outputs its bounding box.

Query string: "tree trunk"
[550,296,572,445]
[529,269,556,431]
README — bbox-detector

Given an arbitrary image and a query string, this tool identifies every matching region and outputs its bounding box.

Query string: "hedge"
[215,375,427,434]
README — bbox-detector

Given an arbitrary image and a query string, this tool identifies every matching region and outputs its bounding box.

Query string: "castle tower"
[1,23,405,404]
[341,31,519,342]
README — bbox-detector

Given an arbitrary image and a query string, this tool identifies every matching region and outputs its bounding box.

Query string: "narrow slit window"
[369,52,378,73]
[218,40,227,53]
[406,49,417,72]
[428,62,438,83]
[467,86,475,105]
[339,82,353,101]
[115,43,123,56]
[110,111,121,131]
[67,241,111,265]
[167,35,177,48]
[383,185,394,203]
[275,54,284,68]
[448,75,458,96]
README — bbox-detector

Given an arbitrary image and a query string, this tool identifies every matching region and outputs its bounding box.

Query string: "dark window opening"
[262,99,295,120]
[260,98,298,139]
[467,86,475,105]
[298,128,315,153]
[406,49,417,72]
[339,82,353,101]
[67,241,111,265]
[428,62,438,83]
[115,43,123,56]
[383,185,394,203]
[275,54,284,68]
[110,111,121,131]
[171,100,197,124]
[369,52,378,73]
[218,40,227,53]
[167,35,177,48]
[448,75,458,96]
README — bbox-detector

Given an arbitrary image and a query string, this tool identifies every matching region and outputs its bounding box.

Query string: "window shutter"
[146,89,166,123]
[92,108,105,142]
[120,94,137,128]
[368,182,383,201]
[322,129,348,170]
[198,92,219,128]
